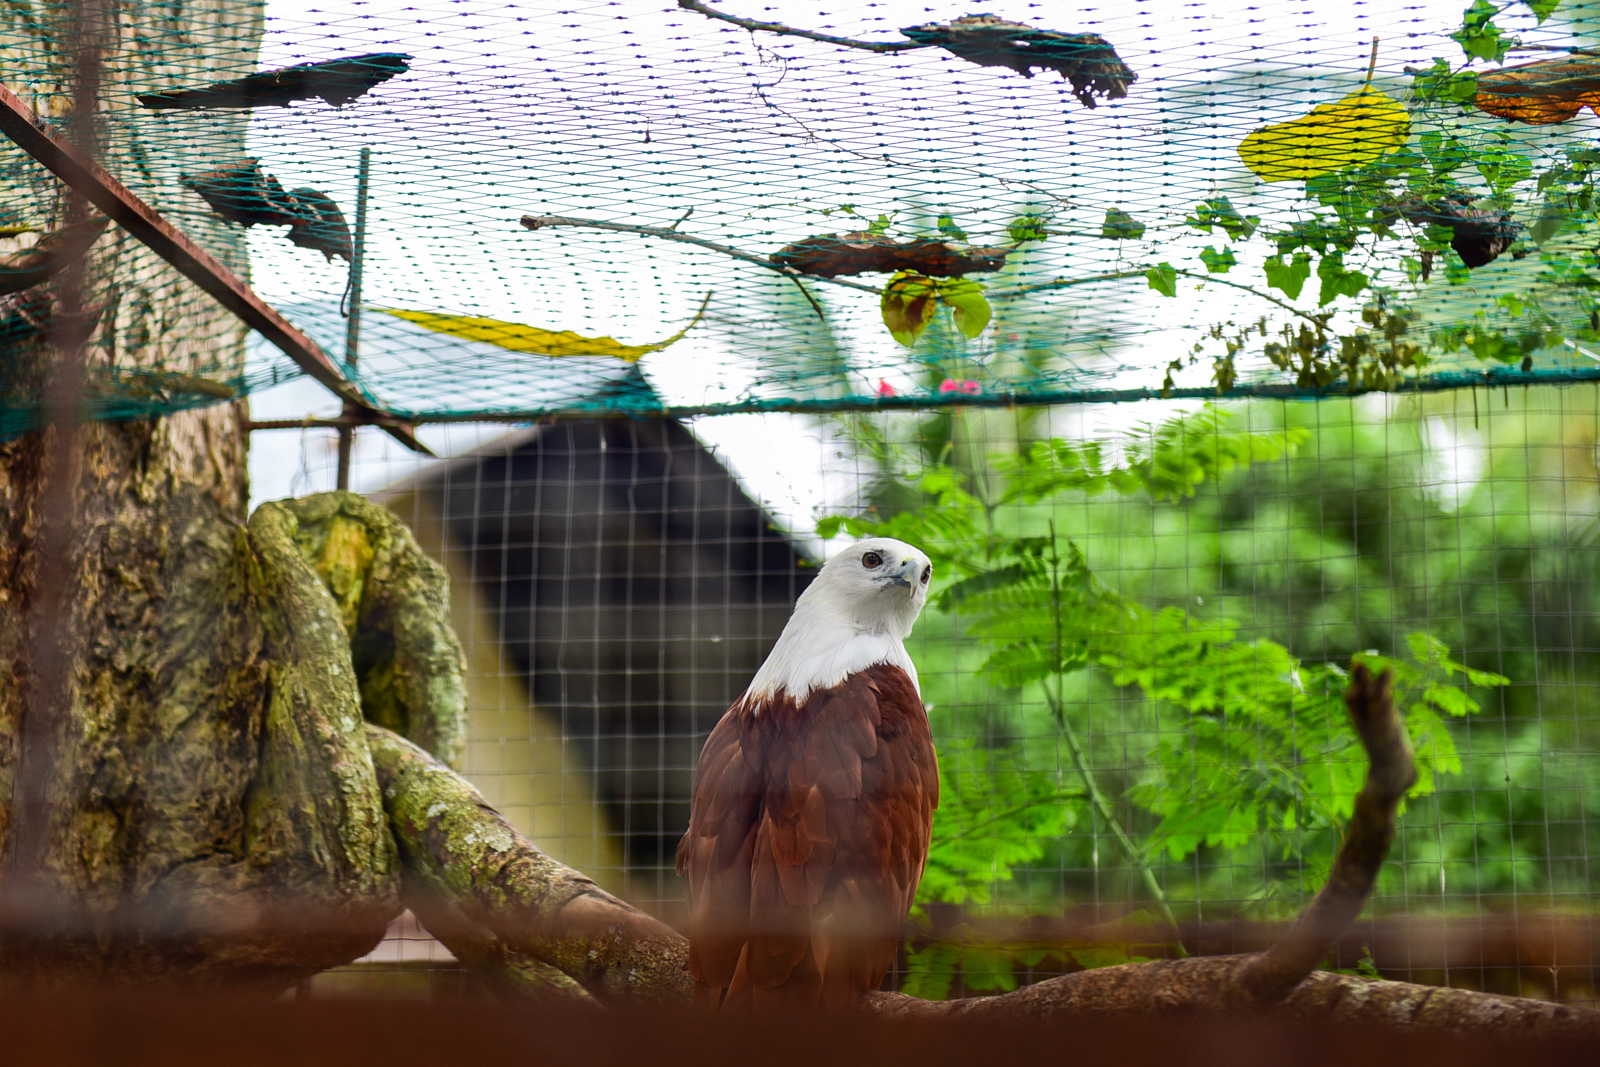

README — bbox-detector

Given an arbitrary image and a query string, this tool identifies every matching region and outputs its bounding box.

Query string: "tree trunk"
[0,4,438,985]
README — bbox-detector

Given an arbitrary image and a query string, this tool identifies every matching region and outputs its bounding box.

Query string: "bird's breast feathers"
[743,626,919,708]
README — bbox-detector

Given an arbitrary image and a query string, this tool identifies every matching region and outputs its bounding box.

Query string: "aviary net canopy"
[6,0,1600,433]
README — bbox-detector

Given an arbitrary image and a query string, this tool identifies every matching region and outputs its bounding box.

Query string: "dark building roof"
[401,416,814,881]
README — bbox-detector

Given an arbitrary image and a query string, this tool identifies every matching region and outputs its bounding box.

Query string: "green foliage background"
[818,386,1600,996]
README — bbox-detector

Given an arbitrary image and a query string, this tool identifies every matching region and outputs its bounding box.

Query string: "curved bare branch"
[677,1,923,53]
[365,724,692,1007]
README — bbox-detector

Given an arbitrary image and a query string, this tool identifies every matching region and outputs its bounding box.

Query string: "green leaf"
[1529,195,1568,246]
[1316,251,1368,307]
[901,941,960,1001]
[1101,208,1146,239]
[880,272,939,347]
[1264,252,1312,299]
[1406,631,1450,667]
[936,214,969,241]
[1146,262,1178,298]
[1524,0,1561,23]
[1186,197,1259,240]
[1008,213,1049,243]
[1199,245,1237,274]
[1418,129,1472,178]
[961,944,1019,992]
[1477,147,1533,196]
[867,213,895,236]
[815,515,847,540]
[1409,59,1479,107]
[939,277,992,338]
[1452,1,1513,64]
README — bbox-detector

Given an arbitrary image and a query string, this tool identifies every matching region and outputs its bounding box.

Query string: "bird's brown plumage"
[676,663,937,1012]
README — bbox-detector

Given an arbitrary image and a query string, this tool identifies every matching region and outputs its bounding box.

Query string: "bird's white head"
[805,536,932,639]
[744,537,933,705]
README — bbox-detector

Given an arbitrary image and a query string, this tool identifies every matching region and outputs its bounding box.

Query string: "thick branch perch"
[365,724,692,1006]
[860,665,1599,1034]
[860,957,1600,1034]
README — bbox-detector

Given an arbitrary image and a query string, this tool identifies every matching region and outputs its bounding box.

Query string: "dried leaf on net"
[1474,56,1600,125]
[382,292,711,362]
[770,231,1010,278]
[138,52,413,109]
[1393,194,1523,269]
[898,16,1134,107]
[1237,86,1409,182]
[0,215,110,295]
[285,188,354,263]
[182,159,305,228]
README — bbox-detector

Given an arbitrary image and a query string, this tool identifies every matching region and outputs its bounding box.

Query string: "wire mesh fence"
[14,1,1600,437]
[253,385,1600,1005]
[7,0,1600,1009]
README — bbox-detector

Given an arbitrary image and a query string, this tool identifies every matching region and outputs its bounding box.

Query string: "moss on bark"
[280,493,467,768]
[366,724,692,1006]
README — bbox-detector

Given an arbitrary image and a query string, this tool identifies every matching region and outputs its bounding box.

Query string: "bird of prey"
[677,537,938,1012]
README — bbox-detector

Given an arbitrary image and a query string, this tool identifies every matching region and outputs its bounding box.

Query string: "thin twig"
[1044,520,1186,955]
[992,267,1333,331]
[988,269,1144,298]
[786,273,827,321]
[677,0,925,53]
[519,213,882,296]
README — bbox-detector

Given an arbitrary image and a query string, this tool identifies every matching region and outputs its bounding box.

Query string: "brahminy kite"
[677,537,938,1011]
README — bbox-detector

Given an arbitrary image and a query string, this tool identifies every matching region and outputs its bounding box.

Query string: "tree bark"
[366,724,689,1007]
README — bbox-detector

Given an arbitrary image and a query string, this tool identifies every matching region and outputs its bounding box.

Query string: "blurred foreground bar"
[0,985,1596,1067]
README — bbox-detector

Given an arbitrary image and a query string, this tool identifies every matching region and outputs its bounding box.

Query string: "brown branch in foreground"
[364,724,692,1007]
[860,956,1600,1034]
[1241,664,1416,1002]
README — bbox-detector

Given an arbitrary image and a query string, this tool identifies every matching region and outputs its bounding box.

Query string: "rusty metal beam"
[0,80,430,455]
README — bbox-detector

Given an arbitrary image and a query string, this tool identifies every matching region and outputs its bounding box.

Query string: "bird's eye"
[921,565,932,585]
[862,551,883,568]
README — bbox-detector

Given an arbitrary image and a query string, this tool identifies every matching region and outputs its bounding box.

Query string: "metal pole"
[17,0,102,886]
[336,147,371,491]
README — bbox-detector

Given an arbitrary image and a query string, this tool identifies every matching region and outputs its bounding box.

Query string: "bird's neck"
[743,600,919,707]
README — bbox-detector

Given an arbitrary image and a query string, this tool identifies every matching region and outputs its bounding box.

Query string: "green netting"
[9,1,1600,436]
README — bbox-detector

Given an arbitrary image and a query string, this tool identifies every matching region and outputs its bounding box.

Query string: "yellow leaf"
[379,292,710,362]
[1237,87,1409,182]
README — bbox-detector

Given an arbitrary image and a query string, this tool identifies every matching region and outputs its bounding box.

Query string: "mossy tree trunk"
[0,2,429,986]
